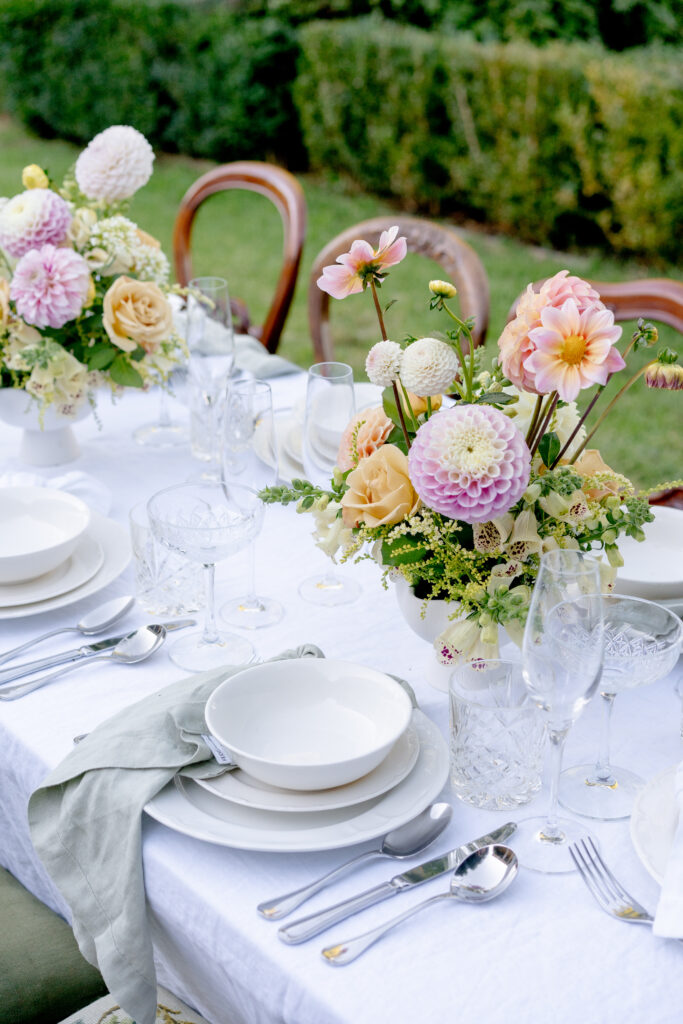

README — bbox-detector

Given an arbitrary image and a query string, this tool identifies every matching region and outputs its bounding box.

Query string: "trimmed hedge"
[0,0,303,164]
[295,18,682,260]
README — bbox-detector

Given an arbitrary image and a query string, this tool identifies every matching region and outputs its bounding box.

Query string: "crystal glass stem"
[541,726,569,841]
[158,387,172,429]
[202,563,219,644]
[243,542,259,610]
[593,691,617,784]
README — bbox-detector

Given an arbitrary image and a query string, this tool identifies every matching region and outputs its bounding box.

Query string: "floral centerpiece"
[264,225,682,665]
[0,125,183,417]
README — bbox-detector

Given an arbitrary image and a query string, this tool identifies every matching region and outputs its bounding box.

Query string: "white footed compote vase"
[560,594,683,820]
[0,389,91,466]
[147,481,261,670]
[516,549,605,874]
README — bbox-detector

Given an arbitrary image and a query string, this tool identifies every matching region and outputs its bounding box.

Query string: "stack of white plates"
[614,506,683,614]
[0,486,131,619]
[146,658,449,852]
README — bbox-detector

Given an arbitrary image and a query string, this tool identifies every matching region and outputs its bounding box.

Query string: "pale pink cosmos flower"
[317,225,407,300]
[337,406,394,471]
[525,298,624,402]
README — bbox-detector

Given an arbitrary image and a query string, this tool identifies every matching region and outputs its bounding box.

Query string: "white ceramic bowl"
[205,658,413,790]
[614,506,683,601]
[0,487,91,584]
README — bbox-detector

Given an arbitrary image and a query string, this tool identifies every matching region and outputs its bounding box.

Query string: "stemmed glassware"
[298,362,360,606]
[560,594,683,820]
[147,481,262,671]
[132,370,188,447]
[221,379,284,629]
[516,549,605,874]
[187,276,235,478]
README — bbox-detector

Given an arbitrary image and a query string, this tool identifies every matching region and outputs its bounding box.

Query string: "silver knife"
[278,821,517,945]
[0,618,195,686]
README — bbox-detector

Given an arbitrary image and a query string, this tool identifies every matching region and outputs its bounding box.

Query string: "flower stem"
[369,280,388,342]
[529,392,559,457]
[570,365,650,463]
[442,301,475,401]
[392,381,412,450]
[551,387,603,468]
[398,379,419,432]
[524,395,544,448]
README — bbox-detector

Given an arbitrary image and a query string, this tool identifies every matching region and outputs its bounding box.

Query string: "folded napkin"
[0,469,112,515]
[653,760,683,936]
[28,644,323,1024]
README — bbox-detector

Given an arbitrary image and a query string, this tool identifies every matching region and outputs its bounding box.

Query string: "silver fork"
[569,838,653,925]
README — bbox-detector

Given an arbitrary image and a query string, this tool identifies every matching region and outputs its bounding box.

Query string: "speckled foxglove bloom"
[408,405,531,523]
[365,340,403,387]
[75,125,154,201]
[317,225,407,299]
[400,337,459,396]
[10,245,90,329]
[0,189,71,258]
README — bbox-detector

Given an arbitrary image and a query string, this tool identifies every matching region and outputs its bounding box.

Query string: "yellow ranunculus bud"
[429,279,457,299]
[22,164,49,189]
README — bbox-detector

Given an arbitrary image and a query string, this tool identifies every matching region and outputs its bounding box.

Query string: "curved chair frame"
[308,216,490,363]
[173,162,306,354]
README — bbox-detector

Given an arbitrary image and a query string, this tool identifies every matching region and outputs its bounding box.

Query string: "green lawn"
[1,116,680,490]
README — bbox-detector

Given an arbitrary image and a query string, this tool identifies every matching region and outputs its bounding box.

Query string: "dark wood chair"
[308,216,490,363]
[173,162,307,354]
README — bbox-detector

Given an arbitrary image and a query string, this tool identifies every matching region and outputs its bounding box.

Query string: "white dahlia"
[365,340,402,387]
[400,337,459,396]
[0,189,71,259]
[75,125,154,202]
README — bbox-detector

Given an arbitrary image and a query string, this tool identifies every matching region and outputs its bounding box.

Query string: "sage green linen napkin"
[27,644,323,1024]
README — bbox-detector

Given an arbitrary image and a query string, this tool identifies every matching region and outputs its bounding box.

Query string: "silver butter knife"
[278,821,517,944]
[0,618,196,686]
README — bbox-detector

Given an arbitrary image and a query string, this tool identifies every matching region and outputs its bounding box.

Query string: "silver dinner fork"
[569,838,653,926]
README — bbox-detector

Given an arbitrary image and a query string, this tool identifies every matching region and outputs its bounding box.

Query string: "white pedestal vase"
[0,389,91,467]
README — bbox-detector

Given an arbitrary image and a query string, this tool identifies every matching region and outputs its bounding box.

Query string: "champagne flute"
[515,549,605,873]
[560,594,682,820]
[221,379,284,629]
[133,366,188,448]
[299,362,360,606]
[187,276,234,478]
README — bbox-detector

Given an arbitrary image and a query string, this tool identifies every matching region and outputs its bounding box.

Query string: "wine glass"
[221,379,284,629]
[515,549,605,874]
[298,362,360,606]
[133,366,188,448]
[560,594,683,820]
[147,481,261,671]
[187,277,235,478]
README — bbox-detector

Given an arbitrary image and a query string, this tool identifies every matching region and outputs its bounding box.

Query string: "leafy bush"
[295,18,682,260]
[0,0,302,164]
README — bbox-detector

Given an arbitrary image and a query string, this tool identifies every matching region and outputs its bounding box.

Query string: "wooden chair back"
[308,216,489,363]
[173,162,306,354]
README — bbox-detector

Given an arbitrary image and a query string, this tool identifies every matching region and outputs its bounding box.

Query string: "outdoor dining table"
[1,374,682,1024]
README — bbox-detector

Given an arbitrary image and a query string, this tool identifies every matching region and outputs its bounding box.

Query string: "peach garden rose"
[337,406,394,471]
[341,444,420,528]
[103,276,173,354]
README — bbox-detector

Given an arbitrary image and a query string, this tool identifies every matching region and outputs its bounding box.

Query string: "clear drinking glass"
[133,372,188,448]
[129,500,203,615]
[516,549,605,873]
[221,379,284,629]
[147,481,262,671]
[449,660,546,810]
[560,594,683,820]
[187,277,235,476]
[298,362,360,606]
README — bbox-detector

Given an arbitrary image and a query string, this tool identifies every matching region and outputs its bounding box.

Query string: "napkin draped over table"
[654,760,683,938]
[28,644,323,1024]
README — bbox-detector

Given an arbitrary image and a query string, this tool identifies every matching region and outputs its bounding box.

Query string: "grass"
[1,115,680,490]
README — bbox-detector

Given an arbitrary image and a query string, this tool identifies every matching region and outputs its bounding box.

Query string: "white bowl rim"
[0,486,91,558]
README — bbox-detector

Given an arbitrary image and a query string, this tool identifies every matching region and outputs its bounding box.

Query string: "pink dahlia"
[11,244,90,329]
[317,225,407,300]
[525,299,624,401]
[407,405,531,523]
[0,189,71,259]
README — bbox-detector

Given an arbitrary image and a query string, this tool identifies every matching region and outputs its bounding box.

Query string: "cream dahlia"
[10,245,90,329]
[0,189,71,259]
[365,340,403,387]
[400,337,459,396]
[75,125,154,202]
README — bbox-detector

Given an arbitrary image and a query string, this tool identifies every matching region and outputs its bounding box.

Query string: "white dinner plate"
[0,535,104,608]
[0,512,131,619]
[194,718,420,812]
[615,507,683,601]
[630,764,679,884]
[145,710,449,852]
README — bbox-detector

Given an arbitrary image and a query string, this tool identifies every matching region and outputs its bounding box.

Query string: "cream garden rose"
[341,444,420,528]
[103,276,173,353]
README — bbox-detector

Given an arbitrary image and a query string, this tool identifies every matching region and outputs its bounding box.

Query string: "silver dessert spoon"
[0,594,135,665]
[258,802,453,920]
[0,625,166,701]
[321,844,519,965]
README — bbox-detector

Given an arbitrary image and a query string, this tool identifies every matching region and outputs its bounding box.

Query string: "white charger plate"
[194,718,420,812]
[615,507,683,601]
[630,764,679,884]
[145,710,448,852]
[0,512,131,619]
[0,535,104,608]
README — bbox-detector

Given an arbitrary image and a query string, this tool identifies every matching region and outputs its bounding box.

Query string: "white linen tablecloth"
[1,379,683,1024]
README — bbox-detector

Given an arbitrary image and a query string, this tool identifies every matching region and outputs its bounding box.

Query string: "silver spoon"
[0,595,135,665]
[0,625,166,701]
[321,844,518,965]
[257,802,453,920]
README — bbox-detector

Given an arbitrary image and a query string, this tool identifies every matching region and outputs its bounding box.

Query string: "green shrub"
[295,18,682,260]
[0,0,302,164]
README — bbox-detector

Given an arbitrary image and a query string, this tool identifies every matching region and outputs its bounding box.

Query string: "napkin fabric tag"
[200,733,234,765]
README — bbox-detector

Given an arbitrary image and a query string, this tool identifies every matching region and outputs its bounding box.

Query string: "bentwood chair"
[173,162,307,354]
[308,216,490,363]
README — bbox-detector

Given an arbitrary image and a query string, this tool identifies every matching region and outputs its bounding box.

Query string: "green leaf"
[129,345,146,362]
[381,535,429,566]
[538,430,561,468]
[109,355,144,388]
[382,387,402,429]
[384,298,398,313]
[385,424,408,454]
[86,344,116,371]
[475,392,517,406]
